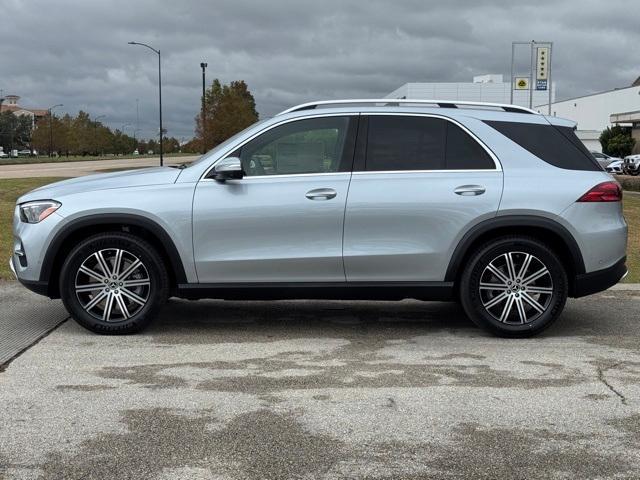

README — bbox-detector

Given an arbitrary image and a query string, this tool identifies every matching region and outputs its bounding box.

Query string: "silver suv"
[11,99,628,337]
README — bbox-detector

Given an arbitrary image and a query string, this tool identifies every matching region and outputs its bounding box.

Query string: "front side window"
[236,116,353,176]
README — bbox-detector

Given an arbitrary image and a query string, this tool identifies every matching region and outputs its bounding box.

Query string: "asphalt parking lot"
[1,282,639,479]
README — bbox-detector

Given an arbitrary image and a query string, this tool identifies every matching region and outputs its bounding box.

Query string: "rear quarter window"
[484,120,601,171]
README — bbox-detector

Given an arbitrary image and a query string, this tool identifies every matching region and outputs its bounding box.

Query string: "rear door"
[343,114,503,282]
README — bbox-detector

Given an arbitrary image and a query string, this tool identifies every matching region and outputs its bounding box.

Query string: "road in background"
[0,155,199,179]
[1,286,639,479]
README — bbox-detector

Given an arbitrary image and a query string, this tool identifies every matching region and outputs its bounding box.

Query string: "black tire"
[459,236,568,338]
[59,232,169,334]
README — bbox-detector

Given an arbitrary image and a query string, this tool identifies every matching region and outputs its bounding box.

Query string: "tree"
[0,111,33,152]
[195,79,258,151]
[600,125,635,157]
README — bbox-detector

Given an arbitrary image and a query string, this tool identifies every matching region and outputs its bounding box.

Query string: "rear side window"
[445,123,495,169]
[484,120,601,171]
[364,116,495,171]
[366,116,446,171]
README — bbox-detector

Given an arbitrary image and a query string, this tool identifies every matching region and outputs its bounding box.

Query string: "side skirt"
[176,281,454,301]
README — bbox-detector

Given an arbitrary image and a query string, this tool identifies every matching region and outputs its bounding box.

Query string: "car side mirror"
[209,157,245,181]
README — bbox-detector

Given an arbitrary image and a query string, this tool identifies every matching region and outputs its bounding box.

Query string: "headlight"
[19,200,61,223]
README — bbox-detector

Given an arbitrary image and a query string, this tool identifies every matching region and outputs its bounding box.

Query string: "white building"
[535,79,640,153]
[386,74,555,110]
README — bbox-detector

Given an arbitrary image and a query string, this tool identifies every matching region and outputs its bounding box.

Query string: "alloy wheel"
[74,248,151,322]
[479,251,553,324]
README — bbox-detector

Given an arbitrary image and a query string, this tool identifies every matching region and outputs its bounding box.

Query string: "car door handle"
[305,188,337,200]
[454,185,486,196]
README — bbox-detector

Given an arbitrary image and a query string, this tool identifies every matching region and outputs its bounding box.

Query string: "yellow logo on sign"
[515,77,529,90]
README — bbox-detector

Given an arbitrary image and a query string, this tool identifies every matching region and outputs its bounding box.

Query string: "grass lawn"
[1,178,639,282]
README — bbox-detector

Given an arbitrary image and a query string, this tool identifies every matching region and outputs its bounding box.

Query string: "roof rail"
[277,99,540,116]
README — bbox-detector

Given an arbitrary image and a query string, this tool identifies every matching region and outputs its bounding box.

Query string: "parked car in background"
[606,160,624,174]
[17,149,36,157]
[10,99,628,338]
[623,154,640,176]
[0,151,8,159]
[590,151,622,170]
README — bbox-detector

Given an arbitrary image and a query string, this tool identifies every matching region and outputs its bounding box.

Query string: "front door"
[193,115,357,283]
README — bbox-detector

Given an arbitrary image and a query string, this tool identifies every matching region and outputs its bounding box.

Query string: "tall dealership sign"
[510,41,553,114]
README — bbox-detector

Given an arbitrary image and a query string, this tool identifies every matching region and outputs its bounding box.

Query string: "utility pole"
[200,62,207,154]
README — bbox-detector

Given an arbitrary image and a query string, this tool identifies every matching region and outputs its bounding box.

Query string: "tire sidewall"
[461,237,568,337]
[60,233,168,334]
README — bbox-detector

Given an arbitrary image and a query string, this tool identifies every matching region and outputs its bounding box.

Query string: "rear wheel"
[60,232,169,334]
[459,236,568,337]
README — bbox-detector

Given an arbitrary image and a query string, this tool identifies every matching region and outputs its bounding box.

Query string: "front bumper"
[572,256,627,298]
[10,255,50,297]
[9,256,17,279]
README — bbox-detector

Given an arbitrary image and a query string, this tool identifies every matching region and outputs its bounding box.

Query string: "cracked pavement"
[0,286,639,479]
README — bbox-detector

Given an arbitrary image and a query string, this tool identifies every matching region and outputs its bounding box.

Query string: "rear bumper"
[571,256,627,298]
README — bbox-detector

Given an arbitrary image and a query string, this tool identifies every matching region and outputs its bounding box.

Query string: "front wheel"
[59,232,169,334]
[459,236,568,338]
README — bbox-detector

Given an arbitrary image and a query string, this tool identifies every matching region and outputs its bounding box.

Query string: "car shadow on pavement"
[146,298,476,339]
[137,292,640,343]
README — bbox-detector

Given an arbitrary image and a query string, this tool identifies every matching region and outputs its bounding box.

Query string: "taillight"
[577,182,622,202]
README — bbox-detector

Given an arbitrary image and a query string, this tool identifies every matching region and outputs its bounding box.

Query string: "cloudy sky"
[1,0,638,140]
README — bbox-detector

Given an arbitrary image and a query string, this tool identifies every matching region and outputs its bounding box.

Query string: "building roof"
[0,103,48,117]
[539,83,640,107]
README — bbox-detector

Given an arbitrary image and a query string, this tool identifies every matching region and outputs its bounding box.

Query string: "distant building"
[0,95,48,127]
[385,74,555,110]
[535,80,640,153]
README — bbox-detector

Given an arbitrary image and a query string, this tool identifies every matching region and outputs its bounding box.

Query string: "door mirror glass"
[210,157,245,181]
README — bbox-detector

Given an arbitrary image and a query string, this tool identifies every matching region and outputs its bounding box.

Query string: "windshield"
[187,119,268,167]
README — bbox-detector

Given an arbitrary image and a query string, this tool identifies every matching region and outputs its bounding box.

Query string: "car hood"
[18,167,182,203]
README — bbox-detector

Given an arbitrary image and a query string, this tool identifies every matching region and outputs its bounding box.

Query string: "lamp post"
[48,104,63,157]
[94,115,106,156]
[200,62,207,154]
[128,41,163,166]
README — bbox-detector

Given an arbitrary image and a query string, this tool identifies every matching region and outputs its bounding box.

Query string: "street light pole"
[200,62,207,154]
[47,104,63,157]
[128,41,164,166]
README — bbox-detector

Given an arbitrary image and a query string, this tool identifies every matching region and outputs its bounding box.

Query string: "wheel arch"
[445,215,585,295]
[41,214,187,298]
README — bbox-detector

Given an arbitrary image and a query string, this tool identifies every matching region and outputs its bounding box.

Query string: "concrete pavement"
[0,156,199,179]
[0,281,68,366]
[1,283,639,479]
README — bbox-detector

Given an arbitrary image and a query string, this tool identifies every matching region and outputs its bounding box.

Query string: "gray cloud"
[1,0,638,139]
